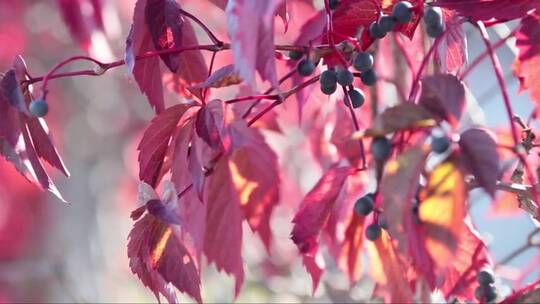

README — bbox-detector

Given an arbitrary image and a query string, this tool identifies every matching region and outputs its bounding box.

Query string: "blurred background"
[0,0,538,302]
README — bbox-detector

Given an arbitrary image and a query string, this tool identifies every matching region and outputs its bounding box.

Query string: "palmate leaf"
[225,0,283,88]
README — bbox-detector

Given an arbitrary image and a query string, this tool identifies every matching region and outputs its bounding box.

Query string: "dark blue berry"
[371,136,392,161]
[378,15,397,33]
[365,223,382,241]
[423,6,443,27]
[353,52,374,72]
[348,88,365,108]
[392,1,413,24]
[369,21,386,39]
[354,194,374,216]
[320,69,337,86]
[29,99,49,117]
[297,58,316,76]
[321,83,337,95]
[336,69,354,86]
[329,0,340,10]
[477,270,495,285]
[426,23,444,38]
[431,136,450,154]
[289,50,303,60]
[475,285,497,302]
[360,69,377,86]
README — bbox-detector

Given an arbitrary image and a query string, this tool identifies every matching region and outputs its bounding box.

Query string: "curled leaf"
[458,128,499,196]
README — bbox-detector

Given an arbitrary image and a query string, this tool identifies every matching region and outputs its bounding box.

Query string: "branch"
[468,177,539,221]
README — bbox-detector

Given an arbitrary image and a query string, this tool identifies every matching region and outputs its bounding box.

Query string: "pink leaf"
[291,165,355,255]
[458,128,499,196]
[418,73,466,128]
[126,1,165,113]
[228,121,280,250]
[515,13,540,107]
[138,104,193,187]
[128,215,202,303]
[226,0,283,88]
[433,0,540,22]
[203,158,245,296]
[145,0,184,73]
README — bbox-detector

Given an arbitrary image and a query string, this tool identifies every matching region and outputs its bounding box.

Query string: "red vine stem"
[179,8,222,46]
[241,69,297,119]
[342,85,367,169]
[476,22,539,215]
[475,22,519,147]
[324,0,349,67]
[40,56,106,98]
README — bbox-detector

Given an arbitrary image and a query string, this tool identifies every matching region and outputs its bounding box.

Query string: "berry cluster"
[369,1,413,39]
[475,270,498,303]
[353,193,385,241]
[368,1,444,40]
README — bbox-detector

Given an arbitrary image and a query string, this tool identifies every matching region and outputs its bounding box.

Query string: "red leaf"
[339,213,365,284]
[20,121,66,202]
[228,122,280,250]
[26,118,70,177]
[433,0,540,22]
[439,222,491,300]
[195,100,229,150]
[515,13,540,107]
[171,120,194,191]
[0,70,65,202]
[418,73,466,128]
[226,0,283,88]
[380,146,428,254]
[145,0,184,73]
[291,165,355,255]
[126,1,165,113]
[192,64,242,89]
[203,158,245,296]
[138,104,193,187]
[127,215,202,303]
[458,128,499,196]
[0,71,23,147]
[419,160,468,284]
[436,9,467,73]
[165,19,209,100]
[368,231,414,303]
[303,253,325,294]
